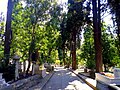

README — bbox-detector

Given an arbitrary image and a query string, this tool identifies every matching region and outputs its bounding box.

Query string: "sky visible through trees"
[0,0,120,82]
[0,0,112,25]
[0,0,113,46]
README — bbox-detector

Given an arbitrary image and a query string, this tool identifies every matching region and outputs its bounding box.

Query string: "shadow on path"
[42,67,93,90]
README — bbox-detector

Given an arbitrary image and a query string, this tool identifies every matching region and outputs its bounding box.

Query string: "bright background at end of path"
[0,0,8,13]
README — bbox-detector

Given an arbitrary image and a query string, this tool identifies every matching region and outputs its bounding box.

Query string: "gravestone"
[0,73,9,89]
[33,64,47,78]
[114,68,120,79]
[13,55,20,80]
[32,61,35,75]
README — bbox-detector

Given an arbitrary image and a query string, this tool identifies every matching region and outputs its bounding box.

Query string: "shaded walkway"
[42,67,93,90]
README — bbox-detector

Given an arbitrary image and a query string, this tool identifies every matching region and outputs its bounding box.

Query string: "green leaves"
[80,25,95,69]
[9,0,63,64]
[101,23,119,67]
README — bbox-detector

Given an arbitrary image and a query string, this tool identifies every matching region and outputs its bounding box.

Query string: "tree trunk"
[4,0,13,66]
[70,34,72,66]
[92,0,103,72]
[63,47,66,65]
[26,24,36,75]
[72,31,76,70]
[23,60,26,77]
[104,64,108,72]
[77,34,81,49]
[35,49,39,61]
[115,4,120,58]
[26,49,31,75]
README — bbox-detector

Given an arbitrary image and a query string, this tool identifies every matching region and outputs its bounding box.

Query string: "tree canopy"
[0,0,120,81]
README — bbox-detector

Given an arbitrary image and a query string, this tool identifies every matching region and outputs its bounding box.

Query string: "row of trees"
[81,23,120,71]
[0,0,120,81]
[0,0,66,81]
[60,0,120,72]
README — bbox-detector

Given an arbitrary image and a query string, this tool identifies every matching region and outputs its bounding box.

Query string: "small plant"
[86,60,95,69]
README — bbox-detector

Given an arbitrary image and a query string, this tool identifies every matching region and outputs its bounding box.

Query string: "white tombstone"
[13,55,20,80]
[114,68,120,79]
[32,61,36,75]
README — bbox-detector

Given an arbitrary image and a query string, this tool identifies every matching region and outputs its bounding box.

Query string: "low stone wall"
[1,75,42,90]
[12,75,42,90]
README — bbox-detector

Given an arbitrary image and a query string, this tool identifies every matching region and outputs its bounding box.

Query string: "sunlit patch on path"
[42,67,93,90]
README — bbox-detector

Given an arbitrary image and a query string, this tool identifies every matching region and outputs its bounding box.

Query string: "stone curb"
[39,71,55,90]
[0,75,42,90]
[97,79,120,90]
[28,71,54,90]
[69,69,98,90]
[72,70,120,90]
[1,71,54,90]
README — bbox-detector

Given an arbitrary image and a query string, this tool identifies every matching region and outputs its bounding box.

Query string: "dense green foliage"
[80,23,120,70]
[107,0,120,58]
[0,0,120,81]
[80,25,95,69]
[0,12,4,60]
[10,1,63,64]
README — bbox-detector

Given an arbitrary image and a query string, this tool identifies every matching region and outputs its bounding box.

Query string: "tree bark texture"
[63,47,66,65]
[4,0,13,66]
[115,4,120,57]
[72,31,76,70]
[92,0,103,72]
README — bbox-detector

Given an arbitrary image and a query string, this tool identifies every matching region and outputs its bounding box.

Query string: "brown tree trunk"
[70,33,72,66]
[72,31,76,70]
[77,33,81,49]
[4,0,13,66]
[92,0,103,72]
[115,4,120,57]
[35,49,39,61]
[26,24,36,75]
[63,47,66,65]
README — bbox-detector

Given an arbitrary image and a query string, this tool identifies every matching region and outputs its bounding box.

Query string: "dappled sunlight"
[43,67,93,90]
[64,80,93,90]
[66,72,71,75]
[66,71,77,76]
[54,67,67,72]
[65,85,75,90]
[54,69,60,72]
[57,73,62,76]
[0,0,118,89]
[71,73,77,76]
[48,86,52,89]
[58,73,61,75]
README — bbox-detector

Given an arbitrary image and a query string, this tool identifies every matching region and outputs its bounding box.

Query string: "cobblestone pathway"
[42,67,93,90]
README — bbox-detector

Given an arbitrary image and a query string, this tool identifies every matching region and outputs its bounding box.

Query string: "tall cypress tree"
[107,0,120,58]
[4,0,14,66]
[92,0,103,72]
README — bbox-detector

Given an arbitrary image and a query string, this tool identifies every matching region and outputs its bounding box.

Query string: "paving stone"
[28,71,54,90]
[42,67,93,90]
